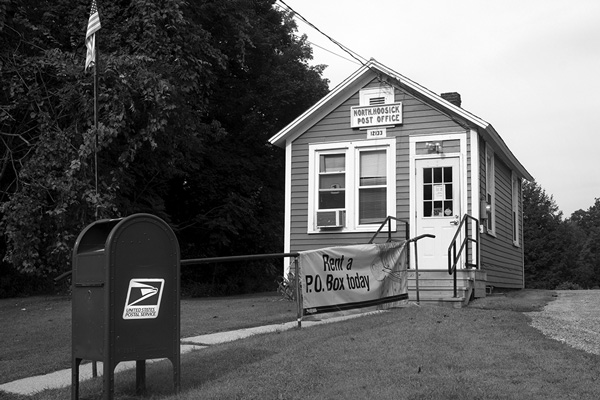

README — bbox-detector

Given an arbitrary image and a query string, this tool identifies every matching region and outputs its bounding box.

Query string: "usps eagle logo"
[123,279,165,320]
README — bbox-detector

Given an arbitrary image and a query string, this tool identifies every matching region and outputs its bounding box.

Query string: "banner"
[299,241,408,315]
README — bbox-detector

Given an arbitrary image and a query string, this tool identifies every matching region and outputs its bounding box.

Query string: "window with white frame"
[485,144,495,234]
[512,173,521,246]
[309,139,396,232]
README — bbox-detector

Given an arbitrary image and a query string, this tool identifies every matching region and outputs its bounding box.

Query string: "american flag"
[85,0,101,71]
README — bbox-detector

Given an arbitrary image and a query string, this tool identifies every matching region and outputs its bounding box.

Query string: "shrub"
[555,281,583,290]
[0,263,56,298]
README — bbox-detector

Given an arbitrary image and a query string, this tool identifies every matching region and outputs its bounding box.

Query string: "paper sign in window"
[433,185,444,201]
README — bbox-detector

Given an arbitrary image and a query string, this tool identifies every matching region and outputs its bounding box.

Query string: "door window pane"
[444,167,452,182]
[424,168,432,184]
[444,201,453,216]
[424,185,432,201]
[433,201,443,217]
[424,201,433,217]
[445,183,453,200]
[433,168,442,183]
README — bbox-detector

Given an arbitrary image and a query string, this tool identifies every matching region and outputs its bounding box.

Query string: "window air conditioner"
[316,210,345,229]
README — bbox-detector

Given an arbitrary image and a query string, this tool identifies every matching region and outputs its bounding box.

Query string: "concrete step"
[407,270,451,279]
[408,288,469,298]
[408,279,471,288]
[407,293,468,308]
[407,269,486,279]
[407,269,481,291]
[407,272,475,308]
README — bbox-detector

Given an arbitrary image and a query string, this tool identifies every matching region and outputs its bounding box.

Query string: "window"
[485,144,495,234]
[309,139,396,232]
[358,150,387,224]
[422,166,454,218]
[319,154,345,210]
[512,173,521,246]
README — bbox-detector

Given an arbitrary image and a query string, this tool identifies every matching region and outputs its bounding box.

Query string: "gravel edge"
[525,290,600,355]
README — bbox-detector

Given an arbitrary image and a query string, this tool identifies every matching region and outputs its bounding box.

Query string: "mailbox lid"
[72,218,121,284]
[74,218,122,254]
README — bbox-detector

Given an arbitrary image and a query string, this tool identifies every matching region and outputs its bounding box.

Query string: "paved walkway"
[0,312,382,396]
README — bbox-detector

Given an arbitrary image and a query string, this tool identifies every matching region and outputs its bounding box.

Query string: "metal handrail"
[368,216,409,244]
[54,252,302,282]
[447,214,480,297]
[407,234,436,304]
[180,252,300,266]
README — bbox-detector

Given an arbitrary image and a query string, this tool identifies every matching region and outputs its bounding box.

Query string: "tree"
[167,0,327,258]
[0,0,328,293]
[1,0,223,275]
[163,0,329,294]
[569,198,600,288]
[522,180,579,288]
[522,181,600,289]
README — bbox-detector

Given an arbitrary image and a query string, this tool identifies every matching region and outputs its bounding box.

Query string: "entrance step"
[406,269,486,308]
[407,287,471,308]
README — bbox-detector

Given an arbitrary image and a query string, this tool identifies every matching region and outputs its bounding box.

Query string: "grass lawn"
[2,290,600,399]
[0,291,295,384]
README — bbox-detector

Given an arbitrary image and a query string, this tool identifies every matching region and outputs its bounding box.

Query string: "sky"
[278,0,600,217]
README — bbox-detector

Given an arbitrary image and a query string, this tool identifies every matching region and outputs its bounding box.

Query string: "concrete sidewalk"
[0,311,382,396]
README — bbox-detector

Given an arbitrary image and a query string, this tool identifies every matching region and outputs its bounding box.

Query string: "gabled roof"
[268,59,533,181]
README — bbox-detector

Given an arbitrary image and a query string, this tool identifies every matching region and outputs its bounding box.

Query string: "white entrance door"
[415,157,461,269]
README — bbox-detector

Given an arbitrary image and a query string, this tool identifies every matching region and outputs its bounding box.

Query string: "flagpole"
[94,43,99,220]
[84,0,101,377]
[86,0,101,220]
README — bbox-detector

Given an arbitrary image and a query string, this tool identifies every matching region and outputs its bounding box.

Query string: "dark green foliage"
[523,181,600,289]
[523,180,567,288]
[554,281,583,290]
[0,0,328,296]
[0,261,55,297]
[569,198,600,288]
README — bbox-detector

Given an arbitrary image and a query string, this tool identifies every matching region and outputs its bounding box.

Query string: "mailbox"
[71,213,180,400]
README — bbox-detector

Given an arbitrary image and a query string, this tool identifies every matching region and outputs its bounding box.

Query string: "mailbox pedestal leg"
[172,356,180,394]
[136,360,146,395]
[103,361,114,400]
[72,357,81,400]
